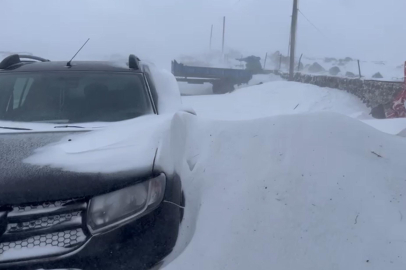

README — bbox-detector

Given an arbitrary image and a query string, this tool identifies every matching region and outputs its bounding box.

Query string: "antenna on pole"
[222,16,226,54]
[66,38,90,67]
[210,25,213,50]
[289,0,298,81]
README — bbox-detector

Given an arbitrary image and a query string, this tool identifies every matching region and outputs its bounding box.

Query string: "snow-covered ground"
[291,57,404,82]
[164,112,406,270]
[161,80,406,270]
[181,77,406,136]
[183,79,372,120]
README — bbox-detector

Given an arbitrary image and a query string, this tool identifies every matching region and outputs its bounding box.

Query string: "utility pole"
[222,16,226,54]
[357,60,362,78]
[210,25,213,50]
[289,0,299,81]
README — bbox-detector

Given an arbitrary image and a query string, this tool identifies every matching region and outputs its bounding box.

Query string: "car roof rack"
[0,54,50,69]
[128,54,140,70]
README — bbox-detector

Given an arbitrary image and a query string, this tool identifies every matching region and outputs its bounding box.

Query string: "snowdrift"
[183,80,372,120]
[182,80,406,136]
[164,112,406,270]
[288,57,403,82]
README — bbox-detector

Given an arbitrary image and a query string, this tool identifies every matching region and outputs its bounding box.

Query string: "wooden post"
[289,0,299,81]
[263,53,268,69]
[222,17,226,54]
[210,25,213,50]
[279,54,282,70]
[297,53,303,71]
[357,60,362,78]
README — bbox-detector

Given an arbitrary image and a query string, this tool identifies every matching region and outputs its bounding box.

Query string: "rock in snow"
[372,72,384,79]
[308,62,326,73]
[329,66,341,76]
[346,71,357,78]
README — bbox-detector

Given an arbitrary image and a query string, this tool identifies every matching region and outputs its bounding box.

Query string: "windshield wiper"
[54,125,85,129]
[0,126,32,131]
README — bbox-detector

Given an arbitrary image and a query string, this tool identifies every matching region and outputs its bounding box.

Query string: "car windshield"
[0,72,153,123]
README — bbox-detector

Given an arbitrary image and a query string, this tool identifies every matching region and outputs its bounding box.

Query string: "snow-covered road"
[182,79,371,120]
[161,79,406,270]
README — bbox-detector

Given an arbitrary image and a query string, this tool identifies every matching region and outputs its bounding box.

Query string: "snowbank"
[182,80,406,135]
[178,82,213,96]
[363,118,406,136]
[149,66,182,114]
[183,80,371,120]
[164,112,406,270]
[292,57,404,82]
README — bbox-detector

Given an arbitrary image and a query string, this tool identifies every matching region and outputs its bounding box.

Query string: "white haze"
[0,0,405,69]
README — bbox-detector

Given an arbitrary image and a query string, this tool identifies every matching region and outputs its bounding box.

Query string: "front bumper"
[0,174,183,270]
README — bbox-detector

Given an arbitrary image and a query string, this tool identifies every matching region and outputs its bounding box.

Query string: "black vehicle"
[0,54,186,269]
[171,60,253,94]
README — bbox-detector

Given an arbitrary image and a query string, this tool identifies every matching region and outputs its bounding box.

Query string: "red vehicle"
[385,62,406,118]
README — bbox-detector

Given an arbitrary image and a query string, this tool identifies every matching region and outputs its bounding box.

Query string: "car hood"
[0,132,156,205]
[0,115,171,205]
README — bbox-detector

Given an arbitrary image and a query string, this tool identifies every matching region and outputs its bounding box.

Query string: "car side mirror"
[181,105,197,115]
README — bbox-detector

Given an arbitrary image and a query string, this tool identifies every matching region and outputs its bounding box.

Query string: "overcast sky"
[1,0,405,68]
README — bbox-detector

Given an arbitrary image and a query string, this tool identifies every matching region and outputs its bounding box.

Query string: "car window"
[0,72,153,123]
[11,78,33,109]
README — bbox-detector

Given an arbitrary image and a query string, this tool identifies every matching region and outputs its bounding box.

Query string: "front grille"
[7,211,81,233]
[12,200,72,213]
[0,229,86,255]
[0,199,88,263]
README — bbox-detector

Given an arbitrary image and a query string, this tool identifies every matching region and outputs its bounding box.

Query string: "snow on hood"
[23,115,172,174]
[164,112,406,270]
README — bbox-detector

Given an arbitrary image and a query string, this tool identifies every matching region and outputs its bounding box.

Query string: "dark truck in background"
[171,60,254,94]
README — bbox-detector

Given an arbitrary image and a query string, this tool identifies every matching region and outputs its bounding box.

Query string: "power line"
[298,9,329,40]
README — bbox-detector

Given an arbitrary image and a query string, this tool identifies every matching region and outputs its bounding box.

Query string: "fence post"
[279,55,282,70]
[357,60,362,78]
[297,53,303,71]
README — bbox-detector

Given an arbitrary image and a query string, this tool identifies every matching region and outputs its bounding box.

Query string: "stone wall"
[272,71,404,108]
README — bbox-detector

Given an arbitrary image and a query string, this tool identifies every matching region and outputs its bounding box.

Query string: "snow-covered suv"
[0,54,186,269]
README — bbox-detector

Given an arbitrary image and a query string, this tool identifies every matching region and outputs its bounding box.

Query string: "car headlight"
[87,173,166,234]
